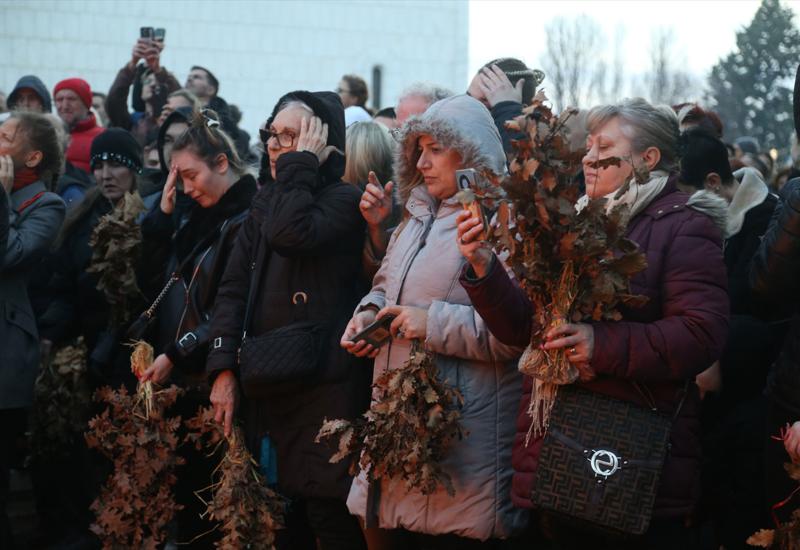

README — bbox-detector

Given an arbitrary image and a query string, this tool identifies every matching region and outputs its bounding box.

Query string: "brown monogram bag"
[531,383,685,536]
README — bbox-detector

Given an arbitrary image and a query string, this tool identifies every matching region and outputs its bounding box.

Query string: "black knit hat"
[90,128,143,173]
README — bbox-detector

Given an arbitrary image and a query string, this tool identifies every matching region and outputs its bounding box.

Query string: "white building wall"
[1,0,469,139]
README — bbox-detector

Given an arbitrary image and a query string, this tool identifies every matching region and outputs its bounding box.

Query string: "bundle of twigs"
[185,407,285,549]
[317,341,464,496]
[29,338,91,462]
[476,91,647,441]
[86,192,145,327]
[84,341,184,549]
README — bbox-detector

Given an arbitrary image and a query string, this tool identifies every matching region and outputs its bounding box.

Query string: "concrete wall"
[1,0,469,140]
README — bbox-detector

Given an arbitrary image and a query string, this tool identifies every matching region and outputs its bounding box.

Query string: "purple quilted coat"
[461,178,730,519]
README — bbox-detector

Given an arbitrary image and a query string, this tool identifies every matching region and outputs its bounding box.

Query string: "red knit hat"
[53,78,92,108]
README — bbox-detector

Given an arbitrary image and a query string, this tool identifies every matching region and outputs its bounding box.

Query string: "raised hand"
[296,116,340,164]
[360,171,394,227]
[477,64,524,107]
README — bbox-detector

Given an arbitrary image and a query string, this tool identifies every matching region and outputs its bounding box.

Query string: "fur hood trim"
[394,94,506,205]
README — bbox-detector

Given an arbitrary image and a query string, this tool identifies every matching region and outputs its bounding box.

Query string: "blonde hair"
[344,121,394,186]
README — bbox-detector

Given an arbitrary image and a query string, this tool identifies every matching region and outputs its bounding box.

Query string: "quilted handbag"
[236,225,325,394]
[531,383,685,537]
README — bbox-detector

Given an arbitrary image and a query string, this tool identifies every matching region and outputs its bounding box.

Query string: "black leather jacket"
[139,174,257,379]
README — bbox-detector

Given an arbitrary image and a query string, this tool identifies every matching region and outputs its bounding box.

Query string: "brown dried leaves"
[85,342,184,549]
[30,338,91,462]
[87,192,146,327]
[317,343,464,496]
[184,407,285,549]
[490,92,648,345]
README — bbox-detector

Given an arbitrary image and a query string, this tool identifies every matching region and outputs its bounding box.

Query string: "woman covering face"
[207,91,370,548]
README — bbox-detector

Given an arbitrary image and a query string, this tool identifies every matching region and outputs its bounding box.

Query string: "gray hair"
[586,98,680,171]
[344,121,394,186]
[276,98,314,116]
[398,82,453,107]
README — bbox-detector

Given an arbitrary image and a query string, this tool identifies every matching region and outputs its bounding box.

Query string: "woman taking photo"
[457,98,730,548]
[137,109,257,547]
[207,91,370,549]
[342,94,528,547]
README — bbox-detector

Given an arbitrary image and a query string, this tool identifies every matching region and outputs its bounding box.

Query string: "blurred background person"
[106,35,180,145]
[53,78,104,174]
[7,75,52,114]
[337,74,372,127]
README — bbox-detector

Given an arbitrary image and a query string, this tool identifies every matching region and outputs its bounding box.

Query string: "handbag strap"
[139,221,228,321]
[631,380,691,423]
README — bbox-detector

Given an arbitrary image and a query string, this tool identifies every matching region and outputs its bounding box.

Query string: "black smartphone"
[351,314,396,348]
[154,28,166,42]
[140,26,154,39]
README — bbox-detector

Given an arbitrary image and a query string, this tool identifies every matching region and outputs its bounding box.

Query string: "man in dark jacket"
[7,75,52,114]
[106,37,181,145]
[184,66,246,157]
[207,90,369,550]
[750,178,800,523]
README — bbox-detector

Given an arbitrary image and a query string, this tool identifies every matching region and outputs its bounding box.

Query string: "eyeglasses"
[259,128,296,149]
[335,87,351,95]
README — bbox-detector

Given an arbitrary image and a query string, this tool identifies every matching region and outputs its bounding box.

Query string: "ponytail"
[171,109,244,175]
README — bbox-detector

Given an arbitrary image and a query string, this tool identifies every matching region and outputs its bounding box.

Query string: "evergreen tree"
[708,0,800,151]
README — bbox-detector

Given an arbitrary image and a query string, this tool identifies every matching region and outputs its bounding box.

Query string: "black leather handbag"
[531,383,686,537]
[236,229,324,394]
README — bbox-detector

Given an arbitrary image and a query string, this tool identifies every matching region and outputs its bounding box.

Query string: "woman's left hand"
[543,322,596,381]
[296,116,340,165]
[378,305,428,341]
[140,353,174,384]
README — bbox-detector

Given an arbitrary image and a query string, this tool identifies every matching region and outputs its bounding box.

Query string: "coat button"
[657,209,663,215]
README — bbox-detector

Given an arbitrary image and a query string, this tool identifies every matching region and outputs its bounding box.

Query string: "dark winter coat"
[207,91,371,501]
[490,100,524,154]
[106,63,180,145]
[38,190,140,389]
[461,178,730,519]
[139,174,256,380]
[0,181,65,409]
[750,178,800,417]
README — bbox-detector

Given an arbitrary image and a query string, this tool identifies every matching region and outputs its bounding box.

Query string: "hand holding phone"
[350,314,396,348]
[455,168,486,241]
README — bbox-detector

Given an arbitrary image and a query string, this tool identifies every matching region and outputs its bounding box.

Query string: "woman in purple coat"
[456,98,730,548]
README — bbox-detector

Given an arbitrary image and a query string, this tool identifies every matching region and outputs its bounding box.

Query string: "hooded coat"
[7,75,52,113]
[346,95,528,540]
[206,91,371,501]
[461,174,730,521]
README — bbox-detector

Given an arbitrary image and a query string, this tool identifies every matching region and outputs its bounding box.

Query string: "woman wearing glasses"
[207,91,371,549]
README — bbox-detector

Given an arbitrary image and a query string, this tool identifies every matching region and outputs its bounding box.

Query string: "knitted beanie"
[90,128,143,173]
[54,78,93,108]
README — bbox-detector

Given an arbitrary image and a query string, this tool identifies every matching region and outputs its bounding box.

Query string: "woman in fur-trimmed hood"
[342,94,528,543]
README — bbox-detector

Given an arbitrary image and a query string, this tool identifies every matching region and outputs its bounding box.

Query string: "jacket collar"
[72,112,98,134]
[11,180,47,211]
[406,185,461,220]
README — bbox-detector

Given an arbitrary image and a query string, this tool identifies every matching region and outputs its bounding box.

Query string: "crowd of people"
[2,30,800,550]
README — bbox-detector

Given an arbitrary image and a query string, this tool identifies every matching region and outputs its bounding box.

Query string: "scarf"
[13,167,39,192]
[576,170,670,219]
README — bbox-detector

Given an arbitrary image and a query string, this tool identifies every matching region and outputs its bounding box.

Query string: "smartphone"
[140,26,155,39]
[455,168,486,240]
[350,314,396,348]
[154,28,166,42]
